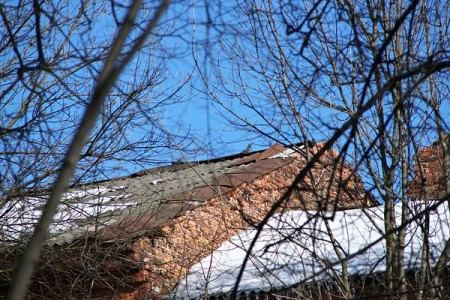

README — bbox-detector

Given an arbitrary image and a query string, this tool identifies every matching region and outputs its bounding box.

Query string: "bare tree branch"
[7,1,172,298]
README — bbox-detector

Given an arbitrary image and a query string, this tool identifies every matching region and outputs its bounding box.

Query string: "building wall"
[410,135,449,199]
[0,145,374,299]
[117,145,374,299]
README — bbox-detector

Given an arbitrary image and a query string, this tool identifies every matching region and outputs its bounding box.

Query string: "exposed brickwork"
[410,135,449,199]
[116,144,376,299]
[0,144,375,299]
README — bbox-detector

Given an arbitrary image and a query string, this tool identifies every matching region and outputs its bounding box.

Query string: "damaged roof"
[1,143,308,245]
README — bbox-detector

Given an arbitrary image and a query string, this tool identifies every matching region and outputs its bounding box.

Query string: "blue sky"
[2,0,449,185]
[158,0,450,163]
[156,2,271,161]
[156,1,329,162]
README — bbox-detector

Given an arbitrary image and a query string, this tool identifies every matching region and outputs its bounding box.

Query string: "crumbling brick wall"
[117,144,375,299]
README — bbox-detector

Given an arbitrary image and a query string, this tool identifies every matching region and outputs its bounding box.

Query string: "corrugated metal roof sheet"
[45,144,298,243]
[2,141,380,247]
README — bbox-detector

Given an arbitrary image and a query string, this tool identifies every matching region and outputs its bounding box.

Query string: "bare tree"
[192,0,450,298]
[0,0,201,298]
[0,0,192,199]
[2,0,450,298]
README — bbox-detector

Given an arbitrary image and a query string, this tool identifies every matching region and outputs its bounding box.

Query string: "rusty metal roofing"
[41,143,301,243]
[95,146,298,241]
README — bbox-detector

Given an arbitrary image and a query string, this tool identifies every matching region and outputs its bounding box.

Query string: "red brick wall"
[118,145,375,299]
[0,145,376,299]
[410,136,449,199]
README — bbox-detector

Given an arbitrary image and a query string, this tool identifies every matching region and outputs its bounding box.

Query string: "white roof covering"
[172,200,450,298]
[0,186,135,243]
[1,145,300,245]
